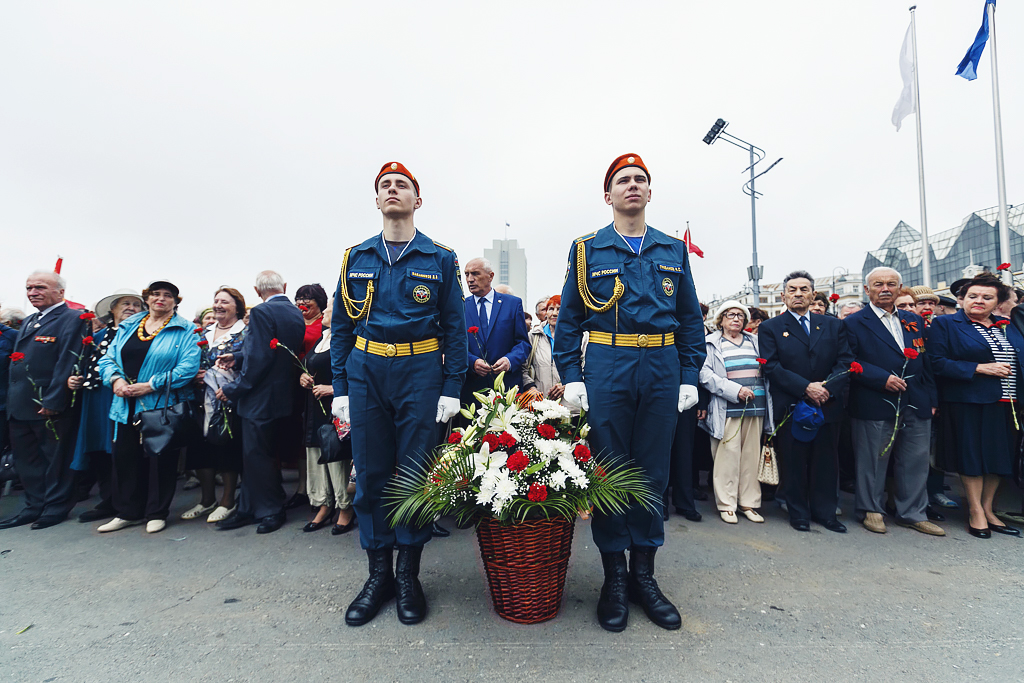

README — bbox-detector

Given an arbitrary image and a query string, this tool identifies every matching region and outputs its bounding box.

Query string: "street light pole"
[703,119,782,305]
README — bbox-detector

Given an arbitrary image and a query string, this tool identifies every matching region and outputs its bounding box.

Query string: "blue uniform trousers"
[348,349,443,550]
[585,344,679,552]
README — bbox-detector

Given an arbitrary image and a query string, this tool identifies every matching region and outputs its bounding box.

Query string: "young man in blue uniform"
[331,162,467,627]
[554,153,706,632]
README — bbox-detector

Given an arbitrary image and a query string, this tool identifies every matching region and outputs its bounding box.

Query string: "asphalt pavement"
[2,477,1022,682]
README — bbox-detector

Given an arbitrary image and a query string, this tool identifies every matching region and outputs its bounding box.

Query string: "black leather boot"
[628,546,681,630]
[395,545,427,625]
[345,549,395,626]
[597,551,629,632]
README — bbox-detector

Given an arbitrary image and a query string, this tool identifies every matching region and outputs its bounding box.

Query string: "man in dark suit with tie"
[843,267,943,536]
[462,257,531,402]
[1,271,88,530]
[758,270,854,533]
[216,270,305,534]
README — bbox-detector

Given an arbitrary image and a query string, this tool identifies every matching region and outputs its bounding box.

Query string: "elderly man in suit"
[759,270,854,534]
[842,267,943,536]
[462,257,531,401]
[216,270,305,534]
[1,271,87,530]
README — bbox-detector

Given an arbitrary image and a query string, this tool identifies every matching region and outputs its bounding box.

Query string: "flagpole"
[987,0,1011,284]
[909,6,931,287]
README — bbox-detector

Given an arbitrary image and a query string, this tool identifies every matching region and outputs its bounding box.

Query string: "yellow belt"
[588,331,675,348]
[355,336,441,358]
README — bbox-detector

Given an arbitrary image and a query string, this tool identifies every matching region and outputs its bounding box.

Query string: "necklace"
[137,313,172,341]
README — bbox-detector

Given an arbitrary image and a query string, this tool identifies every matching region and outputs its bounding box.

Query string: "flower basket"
[476,516,575,624]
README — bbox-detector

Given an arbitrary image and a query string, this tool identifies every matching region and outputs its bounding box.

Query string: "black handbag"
[206,400,237,447]
[317,422,351,464]
[133,379,200,456]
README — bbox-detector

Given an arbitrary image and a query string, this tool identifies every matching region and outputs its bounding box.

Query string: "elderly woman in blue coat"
[929,273,1024,539]
[96,281,201,534]
[699,300,774,525]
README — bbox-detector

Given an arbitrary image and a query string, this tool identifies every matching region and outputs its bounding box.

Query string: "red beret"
[604,153,650,191]
[375,161,420,196]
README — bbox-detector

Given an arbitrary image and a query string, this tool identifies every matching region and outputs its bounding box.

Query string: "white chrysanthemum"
[475,486,496,506]
[493,474,518,502]
[548,469,569,491]
[571,472,590,489]
[557,455,585,480]
[533,399,572,422]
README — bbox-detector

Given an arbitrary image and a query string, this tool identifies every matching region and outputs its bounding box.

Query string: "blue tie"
[478,297,489,340]
[799,315,810,336]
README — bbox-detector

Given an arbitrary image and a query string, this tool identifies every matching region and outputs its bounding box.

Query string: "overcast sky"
[1,1,1020,315]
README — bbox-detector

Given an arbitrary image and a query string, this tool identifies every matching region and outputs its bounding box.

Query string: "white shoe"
[720,510,738,524]
[98,517,143,533]
[206,505,235,523]
[146,519,166,533]
[741,508,764,523]
[181,502,217,520]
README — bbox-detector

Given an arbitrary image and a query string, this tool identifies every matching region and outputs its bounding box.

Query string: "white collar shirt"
[475,289,495,320]
[869,302,904,348]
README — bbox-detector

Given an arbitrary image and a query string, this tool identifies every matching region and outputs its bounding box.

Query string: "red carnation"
[447,431,462,444]
[10,352,25,362]
[506,450,529,473]
[194,327,204,334]
[82,336,94,345]
[756,358,767,365]
[829,293,840,303]
[497,431,517,449]
[527,483,548,502]
[537,424,557,439]
[467,326,479,334]
[994,319,1010,328]
[595,465,607,479]
[850,362,864,374]
[298,304,309,312]
[903,348,918,360]
[573,443,591,463]
[197,339,209,347]
[998,262,1012,271]
[269,338,279,349]
[482,433,500,450]
[79,312,96,320]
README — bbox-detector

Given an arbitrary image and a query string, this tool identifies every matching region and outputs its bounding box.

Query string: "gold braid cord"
[575,239,624,313]
[339,247,374,321]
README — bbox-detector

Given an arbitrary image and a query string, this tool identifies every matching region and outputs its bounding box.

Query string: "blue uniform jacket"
[553,224,706,386]
[7,304,89,421]
[331,229,468,399]
[842,307,936,421]
[926,309,1024,404]
[464,292,531,395]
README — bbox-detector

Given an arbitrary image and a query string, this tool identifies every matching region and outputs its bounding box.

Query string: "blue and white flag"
[956,0,996,81]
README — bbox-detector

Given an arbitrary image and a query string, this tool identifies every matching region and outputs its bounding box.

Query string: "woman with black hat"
[96,280,202,534]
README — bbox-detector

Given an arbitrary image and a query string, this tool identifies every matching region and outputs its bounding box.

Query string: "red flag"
[683,228,704,258]
[54,256,63,274]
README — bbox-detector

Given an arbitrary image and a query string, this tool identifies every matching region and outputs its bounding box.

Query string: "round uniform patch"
[662,277,675,296]
[413,284,431,304]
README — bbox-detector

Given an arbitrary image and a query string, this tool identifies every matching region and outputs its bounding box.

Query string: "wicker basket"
[475,516,575,624]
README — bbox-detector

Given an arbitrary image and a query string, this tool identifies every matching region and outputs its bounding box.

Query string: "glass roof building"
[863,204,1023,291]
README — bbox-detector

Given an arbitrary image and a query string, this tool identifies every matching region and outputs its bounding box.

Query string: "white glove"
[678,384,698,413]
[436,396,460,423]
[331,396,350,422]
[563,382,589,412]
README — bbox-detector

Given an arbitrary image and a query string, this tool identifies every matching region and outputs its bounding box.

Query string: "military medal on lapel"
[412,284,431,304]
[662,278,674,296]
[783,331,789,337]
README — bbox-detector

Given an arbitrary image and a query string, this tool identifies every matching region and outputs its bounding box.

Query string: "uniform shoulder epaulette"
[432,240,454,252]
[575,231,598,244]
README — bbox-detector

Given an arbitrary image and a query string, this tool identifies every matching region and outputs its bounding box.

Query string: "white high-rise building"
[483,238,528,302]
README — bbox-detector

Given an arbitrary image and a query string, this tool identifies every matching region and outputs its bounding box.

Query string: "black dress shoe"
[0,513,39,530]
[814,518,847,533]
[431,521,450,538]
[332,518,358,535]
[303,516,333,533]
[597,551,629,632]
[395,545,427,625]
[790,520,811,532]
[256,513,286,534]
[925,505,946,522]
[676,508,702,522]
[215,511,256,530]
[989,523,1021,536]
[31,516,65,530]
[627,547,680,630]
[284,493,310,511]
[968,525,991,539]
[346,549,395,627]
[78,508,115,523]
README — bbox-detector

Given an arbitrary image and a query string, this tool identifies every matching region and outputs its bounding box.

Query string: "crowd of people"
[2,155,1022,634]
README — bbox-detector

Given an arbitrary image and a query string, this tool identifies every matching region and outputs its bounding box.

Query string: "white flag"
[892,22,916,131]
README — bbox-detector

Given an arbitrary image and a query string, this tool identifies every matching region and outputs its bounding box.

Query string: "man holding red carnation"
[554,153,706,633]
[842,267,943,536]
